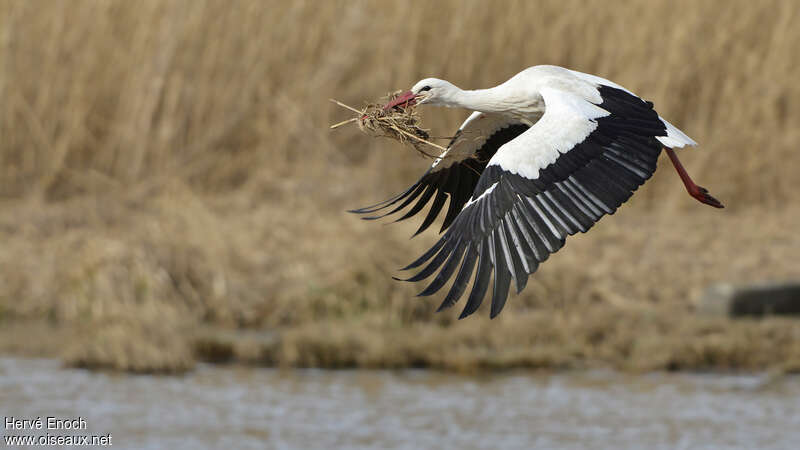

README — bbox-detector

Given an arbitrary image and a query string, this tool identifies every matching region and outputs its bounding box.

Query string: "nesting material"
[330,92,447,158]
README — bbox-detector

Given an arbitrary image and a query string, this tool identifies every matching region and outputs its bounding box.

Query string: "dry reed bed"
[0,0,799,372]
[2,187,799,373]
[1,0,798,204]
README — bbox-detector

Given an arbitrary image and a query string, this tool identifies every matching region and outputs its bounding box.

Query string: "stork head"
[383,78,459,111]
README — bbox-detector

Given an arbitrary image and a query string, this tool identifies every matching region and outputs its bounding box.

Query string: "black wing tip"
[399,259,422,271]
[457,292,485,320]
[399,259,420,271]
[458,309,476,320]
[347,204,389,215]
[348,207,379,215]
[489,297,509,319]
[436,302,453,313]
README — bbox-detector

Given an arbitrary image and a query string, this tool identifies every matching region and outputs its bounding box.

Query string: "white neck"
[442,85,542,118]
[445,87,510,113]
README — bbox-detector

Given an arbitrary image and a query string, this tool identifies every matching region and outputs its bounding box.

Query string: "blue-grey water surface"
[1,357,799,449]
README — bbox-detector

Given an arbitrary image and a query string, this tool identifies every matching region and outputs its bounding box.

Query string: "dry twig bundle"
[330,92,447,158]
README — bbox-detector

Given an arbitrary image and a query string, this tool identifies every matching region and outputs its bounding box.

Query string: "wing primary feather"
[572,168,623,211]
[495,223,519,290]
[459,240,492,319]
[418,237,467,297]
[602,121,665,137]
[438,243,477,311]
[441,194,467,233]
[579,161,630,202]
[504,213,537,270]
[558,182,599,220]
[486,231,497,271]
[502,220,530,293]
[523,196,566,249]
[548,187,591,232]
[590,162,636,202]
[618,136,662,158]
[510,205,548,262]
[461,201,479,237]
[605,145,654,173]
[414,189,449,236]
[439,174,465,232]
[595,157,640,191]
[553,184,594,231]
[569,175,614,214]
[440,172,471,232]
[400,236,459,282]
[490,229,512,319]
[362,183,427,219]
[517,200,561,253]
[400,235,447,270]
[348,183,418,213]
[480,197,493,234]
[540,192,579,235]
[561,177,603,220]
[602,153,651,181]
[396,184,437,222]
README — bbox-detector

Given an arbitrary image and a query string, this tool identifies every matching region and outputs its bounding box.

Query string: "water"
[1,357,799,449]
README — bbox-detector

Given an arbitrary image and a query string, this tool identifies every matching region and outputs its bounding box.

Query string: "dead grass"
[0,0,799,373]
[63,319,196,374]
[330,96,445,159]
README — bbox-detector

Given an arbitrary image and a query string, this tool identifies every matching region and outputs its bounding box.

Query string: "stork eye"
[419,86,432,92]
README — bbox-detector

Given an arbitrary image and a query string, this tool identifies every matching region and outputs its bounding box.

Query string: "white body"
[354,65,704,319]
[417,65,695,178]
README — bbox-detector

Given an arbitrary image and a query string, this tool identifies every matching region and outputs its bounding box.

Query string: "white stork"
[351,65,723,319]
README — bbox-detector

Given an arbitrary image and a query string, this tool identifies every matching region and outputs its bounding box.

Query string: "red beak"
[383,90,418,111]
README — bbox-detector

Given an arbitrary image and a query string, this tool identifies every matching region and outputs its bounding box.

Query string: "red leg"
[665,148,724,208]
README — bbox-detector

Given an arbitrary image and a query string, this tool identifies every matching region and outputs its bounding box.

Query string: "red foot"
[689,185,724,208]
[665,148,725,209]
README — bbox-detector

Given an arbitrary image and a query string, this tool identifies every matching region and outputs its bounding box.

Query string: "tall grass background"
[1,0,799,372]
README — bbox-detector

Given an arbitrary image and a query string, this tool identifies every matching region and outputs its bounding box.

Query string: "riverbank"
[1,192,798,374]
[2,309,799,375]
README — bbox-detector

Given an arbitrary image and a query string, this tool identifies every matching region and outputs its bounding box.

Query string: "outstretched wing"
[349,112,530,236]
[400,84,680,318]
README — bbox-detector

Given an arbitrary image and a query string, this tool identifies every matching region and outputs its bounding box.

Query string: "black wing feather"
[350,124,530,233]
[438,243,477,312]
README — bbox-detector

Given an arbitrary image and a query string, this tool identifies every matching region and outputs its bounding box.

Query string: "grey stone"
[699,282,800,317]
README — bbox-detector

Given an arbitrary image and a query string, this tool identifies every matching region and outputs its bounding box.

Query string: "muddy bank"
[2,309,799,375]
[190,310,800,373]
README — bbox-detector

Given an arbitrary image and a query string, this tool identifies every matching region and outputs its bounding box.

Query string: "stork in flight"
[351,65,723,319]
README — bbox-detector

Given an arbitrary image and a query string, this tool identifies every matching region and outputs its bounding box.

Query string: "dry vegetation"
[0,0,799,373]
[330,96,442,159]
